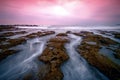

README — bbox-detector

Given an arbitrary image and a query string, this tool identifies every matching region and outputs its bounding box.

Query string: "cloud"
[0,0,120,25]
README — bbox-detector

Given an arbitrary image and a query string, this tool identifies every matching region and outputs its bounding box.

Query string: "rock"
[49,36,69,43]
[0,37,26,50]
[24,31,55,39]
[0,32,15,37]
[78,33,120,80]
[114,49,120,59]
[15,31,27,34]
[74,31,93,37]
[25,33,38,38]
[81,34,117,46]
[0,25,15,32]
[56,33,68,36]
[38,64,50,80]
[38,35,69,80]
[42,68,63,80]
[0,31,27,37]
[0,37,7,42]
[114,33,120,39]
[23,74,33,80]
[66,31,72,34]
[0,49,19,61]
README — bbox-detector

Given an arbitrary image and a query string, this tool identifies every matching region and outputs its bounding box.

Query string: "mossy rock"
[78,37,120,80]
[38,35,69,80]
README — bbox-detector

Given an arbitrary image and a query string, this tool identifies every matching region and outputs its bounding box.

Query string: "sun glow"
[51,6,70,17]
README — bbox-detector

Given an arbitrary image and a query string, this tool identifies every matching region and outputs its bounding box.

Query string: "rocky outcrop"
[38,35,69,80]
[77,32,120,80]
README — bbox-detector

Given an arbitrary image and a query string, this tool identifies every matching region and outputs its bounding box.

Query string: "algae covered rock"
[38,34,69,80]
[77,32,120,80]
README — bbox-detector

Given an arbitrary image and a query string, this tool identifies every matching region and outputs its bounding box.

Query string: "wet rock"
[42,68,63,80]
[114,49,120,59]
[38,64,50,80]
[8,38,26,46]
[99,31,120,39]
[0,31,27,38]
[0,37,8,43]
[0,25,16,32]
[74,31,93,37]
[98,30,107,34]
[78,33,120,80]
[15,31,27,34]
[0,32,15,37]
[66,31,72,34]
[23,74,33,80]
[0,49,19,61]
[38,35,69,80]
[25,33,38,38]
[0,37,26,50]
[49,36,69,43]
[114,33,120,39]
[25,31,55,39]
[80,33,117,46]
[56,33,68,36]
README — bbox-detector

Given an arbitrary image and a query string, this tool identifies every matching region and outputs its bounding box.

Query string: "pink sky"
[0,0,120,25]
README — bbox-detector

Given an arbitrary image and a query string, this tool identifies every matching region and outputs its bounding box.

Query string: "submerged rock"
[38,34,69,80]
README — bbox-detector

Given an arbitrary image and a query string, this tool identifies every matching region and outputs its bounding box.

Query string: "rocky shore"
[0,26,120,80]
[0,26,55,62]
[75,31,120,80]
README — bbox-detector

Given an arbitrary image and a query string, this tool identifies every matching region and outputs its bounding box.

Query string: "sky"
[0,0,120,25]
